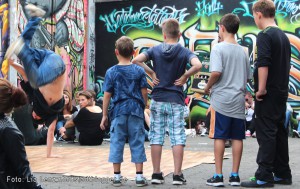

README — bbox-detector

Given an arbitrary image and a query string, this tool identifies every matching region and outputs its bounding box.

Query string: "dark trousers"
[254,95,292,182]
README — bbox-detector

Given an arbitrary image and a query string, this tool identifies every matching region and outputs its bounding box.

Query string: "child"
[100,36,148,187]
[5,4,66,158]
[204,13,251,187]
[132,18,202,185]
[241,0,292,187]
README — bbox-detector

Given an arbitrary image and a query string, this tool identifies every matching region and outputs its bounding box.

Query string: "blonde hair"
[161,18,180,39]
[252,0,275,18]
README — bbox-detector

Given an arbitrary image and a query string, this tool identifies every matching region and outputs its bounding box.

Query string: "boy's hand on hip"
[255,89,267,101]
[100,115,108,130]
[174,75,188,86]
[204,86,210,94]
[151,72,160,85]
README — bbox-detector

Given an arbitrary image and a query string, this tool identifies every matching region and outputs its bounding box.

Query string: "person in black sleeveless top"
[62,90,104,145]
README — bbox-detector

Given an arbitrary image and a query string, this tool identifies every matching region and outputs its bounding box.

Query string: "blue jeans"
[18,17,65,89]
[109,115,147,163]
[284,110,291,129]
[56,120,65,134]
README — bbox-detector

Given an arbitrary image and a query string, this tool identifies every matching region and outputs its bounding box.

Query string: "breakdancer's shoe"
[25,3,46,18]
[4,37,24,59]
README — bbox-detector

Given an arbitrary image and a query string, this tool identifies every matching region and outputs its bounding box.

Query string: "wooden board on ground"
[26,146,226,180]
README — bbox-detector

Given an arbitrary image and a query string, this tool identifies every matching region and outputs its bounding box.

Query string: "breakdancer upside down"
[5,4,66,158]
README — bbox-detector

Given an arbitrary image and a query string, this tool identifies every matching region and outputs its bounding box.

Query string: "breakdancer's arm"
[46,119,60,158]
[8,59,28,81]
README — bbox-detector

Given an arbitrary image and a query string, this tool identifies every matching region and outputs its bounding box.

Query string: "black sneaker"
[151,172,164,184]
[173,174,187,185]
[229,175,240,186]
[274,177,292,185]
[241,180,274,188]
[206,175,224,187]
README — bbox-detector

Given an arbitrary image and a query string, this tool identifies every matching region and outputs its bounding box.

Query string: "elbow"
[197,63,202,70]
[132,58,138,64]
[212,72,222,78]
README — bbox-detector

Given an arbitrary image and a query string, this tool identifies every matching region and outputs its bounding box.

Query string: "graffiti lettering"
[232,0,255,17]
[195,0,223,17]
[99,5,189,34]
[275,0,300,25]
[233,0,300,25]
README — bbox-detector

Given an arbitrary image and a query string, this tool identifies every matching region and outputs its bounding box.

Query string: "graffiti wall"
[15,0,87,94]
[95,0,300,125]
[0,0,9,78]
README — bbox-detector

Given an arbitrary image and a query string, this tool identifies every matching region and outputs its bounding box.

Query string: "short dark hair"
[115,36,134,58]
[252,0,275,18]
[220,13,240,34]
[161,18,180,39]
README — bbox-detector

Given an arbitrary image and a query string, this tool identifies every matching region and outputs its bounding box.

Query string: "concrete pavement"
[34,135,300,189]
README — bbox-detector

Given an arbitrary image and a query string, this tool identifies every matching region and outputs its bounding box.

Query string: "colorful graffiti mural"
[15,0,87,95]
[95,0,300,126]
[0,0,9,78]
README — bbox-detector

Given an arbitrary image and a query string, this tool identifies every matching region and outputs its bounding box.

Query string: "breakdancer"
[5,4,66,158]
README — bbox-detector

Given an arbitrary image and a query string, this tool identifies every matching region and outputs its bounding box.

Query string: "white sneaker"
[201,128,207,136]
[245,130,251,137]
[4,38,25,59]
[25,4,46,18]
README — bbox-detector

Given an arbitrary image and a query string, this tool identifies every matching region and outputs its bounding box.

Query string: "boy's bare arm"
[204,71,222,94]
[8,59,28,81]
[174,57,202,86]
[132,54,159,85]
[141,88,148,107]
[256,66,268,101]
[100,92,112,130]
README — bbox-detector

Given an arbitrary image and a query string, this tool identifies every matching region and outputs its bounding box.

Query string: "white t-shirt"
[210,42,251,119]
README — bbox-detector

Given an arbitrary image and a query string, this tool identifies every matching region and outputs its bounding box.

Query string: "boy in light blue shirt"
[100,36,148,187]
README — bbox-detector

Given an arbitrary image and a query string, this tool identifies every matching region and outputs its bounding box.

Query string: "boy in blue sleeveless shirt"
[132,18,202,185]
[100,36,148,187]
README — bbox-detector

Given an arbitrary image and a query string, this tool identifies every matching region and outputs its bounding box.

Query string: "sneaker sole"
[151,179,164,184]
[136,183,147,187]
[229,181,241,186]
[173,181,186,185]
[206,182,224,187]
[112,183,121,187]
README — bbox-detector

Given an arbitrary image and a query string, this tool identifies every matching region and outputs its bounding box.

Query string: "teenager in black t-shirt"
[241,0,292,188]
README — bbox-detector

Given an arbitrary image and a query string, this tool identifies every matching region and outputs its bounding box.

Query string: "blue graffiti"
[275,0,300,25]
[232,0,256,18]
[232,0,300,25]
[195,0,224,17]
[99,5,189,34]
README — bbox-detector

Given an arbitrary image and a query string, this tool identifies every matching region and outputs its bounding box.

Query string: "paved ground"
[34,135,299,189]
